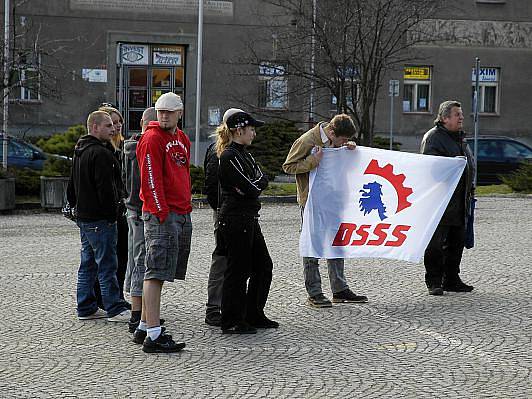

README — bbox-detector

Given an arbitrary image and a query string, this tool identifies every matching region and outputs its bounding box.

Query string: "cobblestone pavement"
[0,197,531,398]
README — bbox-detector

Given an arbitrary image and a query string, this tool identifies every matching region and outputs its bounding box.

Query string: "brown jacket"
[282,122,331,206]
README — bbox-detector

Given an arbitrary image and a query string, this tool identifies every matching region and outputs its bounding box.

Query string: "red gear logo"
[363,159,413,213]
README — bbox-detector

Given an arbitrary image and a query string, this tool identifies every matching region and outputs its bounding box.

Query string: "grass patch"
[263,182,297,196]
[475,184,514,196]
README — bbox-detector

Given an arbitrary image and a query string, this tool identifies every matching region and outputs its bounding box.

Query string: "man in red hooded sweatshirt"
[136,92,192,353]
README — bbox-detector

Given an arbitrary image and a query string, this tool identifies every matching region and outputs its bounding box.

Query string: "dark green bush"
[190,164,205,194]
[42,157,72,177]
[372,136,402,151]
[8,167,40,196]
[250,121,303,179]
[501,162,532,193]
[37,125,86,158]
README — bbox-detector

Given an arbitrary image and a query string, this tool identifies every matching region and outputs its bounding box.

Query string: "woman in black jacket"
[215,108,278,334]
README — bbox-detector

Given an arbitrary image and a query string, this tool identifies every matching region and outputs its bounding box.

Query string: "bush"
[37,125,86,158]
[250,121,303,179]
[42,157,72,177]
[500,162,532,193]
[190,164,205,194]
[372,136,402,151]
[7,167,40,196]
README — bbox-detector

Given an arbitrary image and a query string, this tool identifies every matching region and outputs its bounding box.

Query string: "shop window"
[258,62,288,109]
[472,67,499,114]
[402,66,431,113]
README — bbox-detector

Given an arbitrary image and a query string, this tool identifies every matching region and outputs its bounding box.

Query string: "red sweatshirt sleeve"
[137,132,169,223]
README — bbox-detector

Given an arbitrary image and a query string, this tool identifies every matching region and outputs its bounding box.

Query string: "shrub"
[42,157,72,177]
[37,125,86,158]
[250,121,303,179]
[190,164,205,194]
[500,162,532,193]
[7,167,40,196]
[372,136,402,151]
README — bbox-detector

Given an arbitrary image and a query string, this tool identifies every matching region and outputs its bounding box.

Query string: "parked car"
[465,136,532,185]
[0,134,69,171]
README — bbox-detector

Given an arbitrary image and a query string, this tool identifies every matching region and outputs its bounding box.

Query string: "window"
[472,67,499,114]
[403,66,431,113]
[13,52,41,102]
[258,62,288,109]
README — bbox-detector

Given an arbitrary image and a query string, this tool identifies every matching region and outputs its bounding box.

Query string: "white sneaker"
[107,310,131,323]
[79,308,107,320]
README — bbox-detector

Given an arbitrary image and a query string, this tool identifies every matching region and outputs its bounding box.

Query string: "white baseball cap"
[155,92,183,111]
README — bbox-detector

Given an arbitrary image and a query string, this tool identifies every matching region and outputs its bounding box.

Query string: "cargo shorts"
[142,211,192,282]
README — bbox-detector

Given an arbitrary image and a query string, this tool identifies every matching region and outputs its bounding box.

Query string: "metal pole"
[194,0,204,166]
[309,0,316,125]
[473,57,480,187]
[2,0,10,170]
[389,87,393,150]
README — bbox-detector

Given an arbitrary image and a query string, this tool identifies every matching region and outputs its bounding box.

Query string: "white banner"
[299,146,466,263]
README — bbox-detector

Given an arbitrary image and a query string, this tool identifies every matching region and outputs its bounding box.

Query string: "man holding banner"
[283,114,368,308]
[420,100,476,296]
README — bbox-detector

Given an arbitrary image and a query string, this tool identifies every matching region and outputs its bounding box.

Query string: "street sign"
[389,79,399,97]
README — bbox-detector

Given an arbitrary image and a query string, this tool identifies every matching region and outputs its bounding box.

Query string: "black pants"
[95,213,128,308]
[424,223,465,287]
[217,215,273,330]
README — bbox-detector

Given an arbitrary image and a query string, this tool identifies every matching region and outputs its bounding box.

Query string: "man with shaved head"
[67,110,131,322]
[122,107,161,336]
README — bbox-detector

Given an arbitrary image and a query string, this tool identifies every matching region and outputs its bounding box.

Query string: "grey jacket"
[420,123,475,225]
[123,134,143,211]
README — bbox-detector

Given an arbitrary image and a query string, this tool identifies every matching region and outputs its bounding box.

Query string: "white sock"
[138,321,147,331]
[147,326,162,340]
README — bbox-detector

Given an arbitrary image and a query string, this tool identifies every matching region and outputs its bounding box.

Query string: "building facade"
[2,0,531,159]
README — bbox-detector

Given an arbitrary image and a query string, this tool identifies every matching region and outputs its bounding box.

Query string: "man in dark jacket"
[123,106,158,335]
[420,100,475,296]
[67,110,130,321]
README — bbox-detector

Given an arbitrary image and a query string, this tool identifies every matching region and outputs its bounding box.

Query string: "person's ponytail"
[215,123,234,157]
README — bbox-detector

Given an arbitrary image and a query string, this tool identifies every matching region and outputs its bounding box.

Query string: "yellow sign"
[404,66,430,80]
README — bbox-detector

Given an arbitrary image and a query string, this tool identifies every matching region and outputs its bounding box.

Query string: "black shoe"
[222,322,257,335]
[142,332,185,353]
[428,286,444,296]
[332,289,368,303]
[443,280,474,292]
[247,316,279,329]
[129,318,166,333]
[205,312,222,327]
[132,326,166,344]
[307,293,333,308]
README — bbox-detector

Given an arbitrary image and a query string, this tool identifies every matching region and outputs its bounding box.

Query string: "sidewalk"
[1,198,531,398]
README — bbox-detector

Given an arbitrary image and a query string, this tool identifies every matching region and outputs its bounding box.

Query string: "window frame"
[257,62,288,110]
[402,66,432,114]
[472,67,500,115]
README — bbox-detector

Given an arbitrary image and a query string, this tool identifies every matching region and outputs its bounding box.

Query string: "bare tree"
[235,0,445,145]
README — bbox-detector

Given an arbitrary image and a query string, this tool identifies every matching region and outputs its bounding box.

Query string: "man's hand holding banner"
[299,146,466,263]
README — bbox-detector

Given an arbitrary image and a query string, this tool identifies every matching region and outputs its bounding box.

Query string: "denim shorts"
[142,211,192,282]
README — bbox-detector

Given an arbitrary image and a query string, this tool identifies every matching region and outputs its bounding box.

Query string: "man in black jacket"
[67,110,130,321]
[420,100,475,296]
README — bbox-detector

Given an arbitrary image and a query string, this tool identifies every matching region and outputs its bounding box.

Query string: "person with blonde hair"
[216,108,278,334]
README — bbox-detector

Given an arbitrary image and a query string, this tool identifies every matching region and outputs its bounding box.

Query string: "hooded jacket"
[66,134,120,222]
[136,121,192,223]
[123,134,143,211]
[420,122,476,225]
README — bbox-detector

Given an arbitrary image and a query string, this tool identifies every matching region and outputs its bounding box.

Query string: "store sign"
[153,51,182,66]
[472,67,498,82]
[118,44,149,65]
[404,66,430,80]
[81,69,107,83]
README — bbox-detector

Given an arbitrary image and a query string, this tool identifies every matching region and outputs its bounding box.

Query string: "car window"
[476,140,502,159]
[501,141,532,158]
[10,140,33,158]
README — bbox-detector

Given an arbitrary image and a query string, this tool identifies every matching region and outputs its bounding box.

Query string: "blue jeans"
[77,220,128,317]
